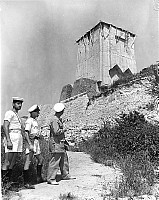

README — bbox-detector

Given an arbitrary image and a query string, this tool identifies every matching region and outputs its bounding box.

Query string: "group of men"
[2,97,73,189]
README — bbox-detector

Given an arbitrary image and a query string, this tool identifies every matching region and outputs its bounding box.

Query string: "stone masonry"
[60,21,137,102]
[38,77,156,143]
[76,21,137,85]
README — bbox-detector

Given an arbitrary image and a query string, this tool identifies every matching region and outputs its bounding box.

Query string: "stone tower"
[76,21,137,86]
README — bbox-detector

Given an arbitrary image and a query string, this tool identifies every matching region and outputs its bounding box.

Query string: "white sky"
[1,0,158,123]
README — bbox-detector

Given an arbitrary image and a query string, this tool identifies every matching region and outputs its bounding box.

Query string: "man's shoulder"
[5,110,14,114]
[25,117,33,123]
[52,115,59,122]
[4,110,16,122]
[4,110,15,117]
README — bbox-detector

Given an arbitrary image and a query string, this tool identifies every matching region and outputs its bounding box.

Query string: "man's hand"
[38,134,43,140]
[29,144,34,152]
[63,128,67,133]
[7,141,13,150]
[49,122,54,132]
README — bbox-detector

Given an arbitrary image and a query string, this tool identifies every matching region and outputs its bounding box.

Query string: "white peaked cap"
[12,97,24,102]
[28,104,40,113]
[53,103,65,112]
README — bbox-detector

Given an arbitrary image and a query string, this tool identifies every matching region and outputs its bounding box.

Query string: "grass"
[76,111,159,198]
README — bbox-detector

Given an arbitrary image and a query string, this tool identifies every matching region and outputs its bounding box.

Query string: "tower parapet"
[76,21,137,86]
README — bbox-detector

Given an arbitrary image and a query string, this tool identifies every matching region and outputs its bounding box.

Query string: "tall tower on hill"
[60,21,137,101]
[76,21,137,86]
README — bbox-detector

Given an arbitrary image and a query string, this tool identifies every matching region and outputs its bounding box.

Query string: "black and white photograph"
[1,0,159,199]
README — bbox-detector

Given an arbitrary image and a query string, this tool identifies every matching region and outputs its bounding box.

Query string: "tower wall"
[76,26,100,81]
[101,24,136,84]
[76,22,137,86]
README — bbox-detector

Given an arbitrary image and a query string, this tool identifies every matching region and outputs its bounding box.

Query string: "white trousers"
[25,139,41,155]
[3,130,23,153]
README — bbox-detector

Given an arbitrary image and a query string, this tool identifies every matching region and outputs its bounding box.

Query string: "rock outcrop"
[38,74,158,143]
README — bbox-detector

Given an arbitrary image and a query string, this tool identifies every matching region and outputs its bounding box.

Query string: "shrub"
[59,192,78,200]
[77,111,159,196]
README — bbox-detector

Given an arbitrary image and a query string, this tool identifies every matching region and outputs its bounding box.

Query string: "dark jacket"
[49,116,68,153]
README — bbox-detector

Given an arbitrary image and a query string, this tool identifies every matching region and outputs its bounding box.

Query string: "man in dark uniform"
[47,102,73,185]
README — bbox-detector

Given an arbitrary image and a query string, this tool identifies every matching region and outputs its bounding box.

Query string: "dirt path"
[11,151,122,200]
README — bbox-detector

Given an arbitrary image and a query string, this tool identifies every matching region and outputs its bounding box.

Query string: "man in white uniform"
[2,97,24,183]
[23,104,44,189]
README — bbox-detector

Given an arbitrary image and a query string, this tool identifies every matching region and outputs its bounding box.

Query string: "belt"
[59,141,65,144]
[9,129,21,131]
[34,136,39,140]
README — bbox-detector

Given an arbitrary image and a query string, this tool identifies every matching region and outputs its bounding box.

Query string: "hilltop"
[38,64,159,144]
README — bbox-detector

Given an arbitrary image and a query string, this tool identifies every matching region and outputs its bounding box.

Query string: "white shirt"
[25,117,39,138]
[4,110,22,130]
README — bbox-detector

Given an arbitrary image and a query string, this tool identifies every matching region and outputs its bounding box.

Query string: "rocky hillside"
[38,65,159,143]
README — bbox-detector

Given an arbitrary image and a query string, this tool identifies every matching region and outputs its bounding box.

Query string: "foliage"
[77,111,159,197]
[59,192,78,200]
[150,81,159,97]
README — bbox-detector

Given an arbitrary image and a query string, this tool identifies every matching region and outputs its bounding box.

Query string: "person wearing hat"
[23,104,44,189]
[47,102,73,185]
[2,97,24,184]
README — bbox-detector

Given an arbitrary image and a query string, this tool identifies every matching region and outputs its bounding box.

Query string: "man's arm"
[3,120,13,150]
[25,130,34,151]
[49,120,59,136]
[49,122,54,137]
